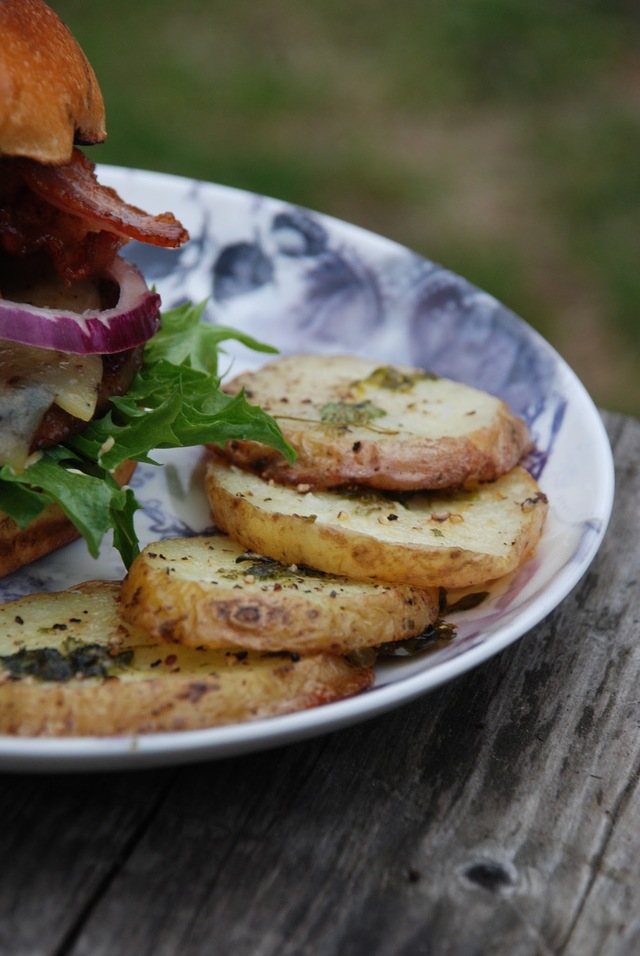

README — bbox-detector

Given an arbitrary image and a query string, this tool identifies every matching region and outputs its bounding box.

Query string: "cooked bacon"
[17,149,189,247]
[0,191,124,284]
[0,150,189,285]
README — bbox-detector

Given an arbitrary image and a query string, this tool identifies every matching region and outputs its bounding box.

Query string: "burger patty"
[30,345,144,451]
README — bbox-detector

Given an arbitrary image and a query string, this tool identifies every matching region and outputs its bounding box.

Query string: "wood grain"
[0,411,637,956]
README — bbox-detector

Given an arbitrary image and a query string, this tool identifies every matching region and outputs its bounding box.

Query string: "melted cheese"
[0,341,102,470]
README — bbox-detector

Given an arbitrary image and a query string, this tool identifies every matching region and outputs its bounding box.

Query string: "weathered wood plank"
[0,769,176,956]
[0,411,637,956]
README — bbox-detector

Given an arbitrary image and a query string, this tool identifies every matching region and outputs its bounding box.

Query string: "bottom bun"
[0,460,137,578]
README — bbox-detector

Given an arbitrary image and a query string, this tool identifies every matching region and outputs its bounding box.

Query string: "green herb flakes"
[362,365,437,390]
[320,400,386,426]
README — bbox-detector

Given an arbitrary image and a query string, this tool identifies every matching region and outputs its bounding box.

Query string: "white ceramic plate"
[0,168,614,772]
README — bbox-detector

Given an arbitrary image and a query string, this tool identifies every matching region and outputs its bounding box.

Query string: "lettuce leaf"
[0,302,294,569]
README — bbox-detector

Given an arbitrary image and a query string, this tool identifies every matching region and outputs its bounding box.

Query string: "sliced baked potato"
[0,581,373,736]
[205,457,548,590]
[120,533,439,655]
[219,354,531,491]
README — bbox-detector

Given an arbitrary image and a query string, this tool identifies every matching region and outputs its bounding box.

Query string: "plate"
[0,167,614,772]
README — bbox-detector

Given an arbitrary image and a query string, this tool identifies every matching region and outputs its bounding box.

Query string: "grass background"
[54,0,640,415]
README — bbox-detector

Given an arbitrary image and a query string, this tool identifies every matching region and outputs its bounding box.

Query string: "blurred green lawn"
[55,0,640,415]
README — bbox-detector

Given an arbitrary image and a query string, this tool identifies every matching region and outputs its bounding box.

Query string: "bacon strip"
[15,148,189,248]
[1,150,189,285]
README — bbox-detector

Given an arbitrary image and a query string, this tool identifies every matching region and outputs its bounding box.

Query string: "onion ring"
[0,256,161,354]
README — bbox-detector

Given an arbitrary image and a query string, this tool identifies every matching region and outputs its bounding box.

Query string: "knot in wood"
[460,859,518,895]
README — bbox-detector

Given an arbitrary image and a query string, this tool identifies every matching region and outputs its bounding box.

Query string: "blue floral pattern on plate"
[0,169,614,770]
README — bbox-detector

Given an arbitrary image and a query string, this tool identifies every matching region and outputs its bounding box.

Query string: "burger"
[0,0,290,578]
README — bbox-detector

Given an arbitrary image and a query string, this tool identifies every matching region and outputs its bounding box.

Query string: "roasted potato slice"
[0,581,373,736]
[205,457,548,590]
[120,533,439,655]
[219,354,531,491]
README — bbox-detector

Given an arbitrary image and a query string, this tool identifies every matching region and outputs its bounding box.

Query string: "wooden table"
[1,410,638,956]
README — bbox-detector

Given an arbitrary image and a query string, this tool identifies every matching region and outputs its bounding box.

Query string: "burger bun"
[0,0,106,164]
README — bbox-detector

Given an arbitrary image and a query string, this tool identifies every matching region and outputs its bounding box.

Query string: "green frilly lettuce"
[0,301,293,568]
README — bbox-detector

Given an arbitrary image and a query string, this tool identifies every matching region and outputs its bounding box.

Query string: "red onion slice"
[0,257,161,354]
